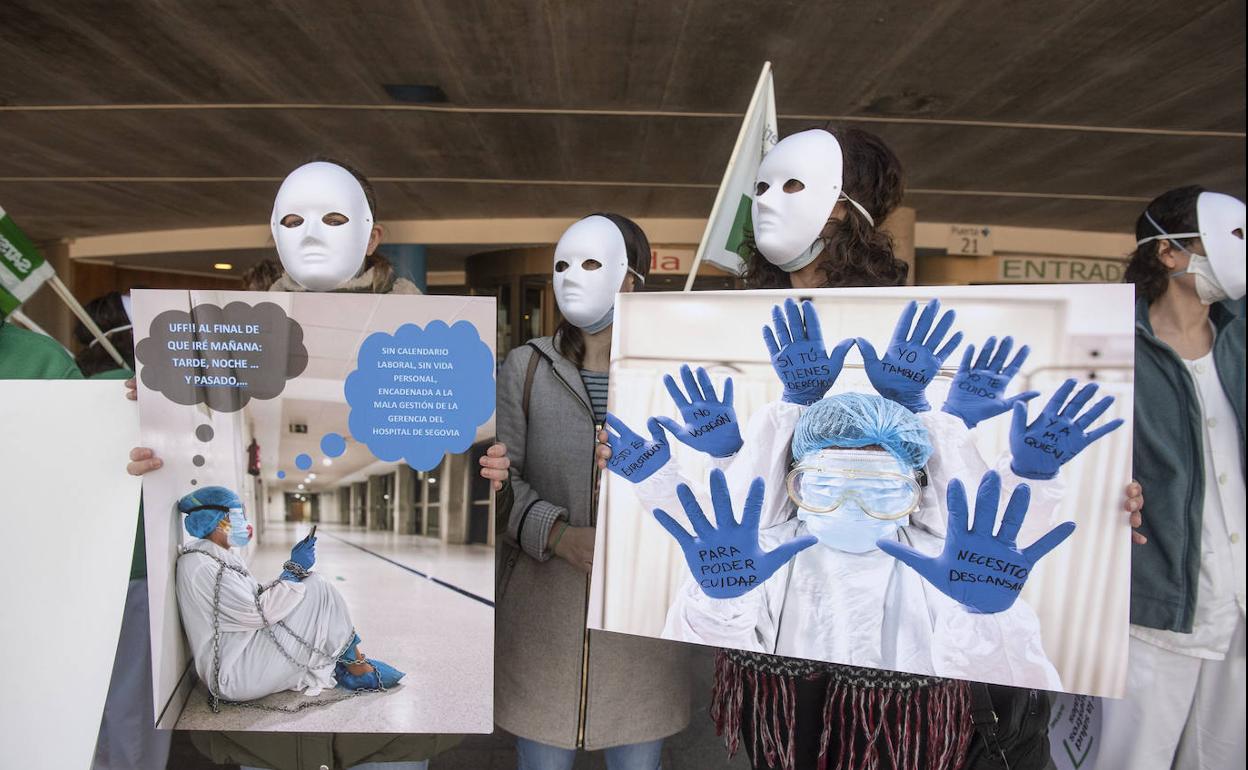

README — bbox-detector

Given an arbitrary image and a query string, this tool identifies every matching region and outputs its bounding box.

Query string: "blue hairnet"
[792,392,933,470]
[177,486,244,538]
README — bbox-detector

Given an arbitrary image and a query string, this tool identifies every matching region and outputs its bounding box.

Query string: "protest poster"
[132,289,496,732]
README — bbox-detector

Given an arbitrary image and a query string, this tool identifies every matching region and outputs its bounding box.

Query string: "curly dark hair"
[73,291,135,376]
[742,126,908,290]
[1124,185,1204,305]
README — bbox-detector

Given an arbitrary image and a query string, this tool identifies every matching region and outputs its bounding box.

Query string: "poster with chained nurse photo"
[131,288,497,733]
[587,284,1135,698]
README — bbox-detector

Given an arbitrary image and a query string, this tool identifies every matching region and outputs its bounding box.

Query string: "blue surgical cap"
[792,392,933,470]
[177,486,244,538]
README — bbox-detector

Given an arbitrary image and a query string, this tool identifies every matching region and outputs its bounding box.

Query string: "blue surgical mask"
[224,510,252,547]
[798,504,906,553]
[788,448,919,553]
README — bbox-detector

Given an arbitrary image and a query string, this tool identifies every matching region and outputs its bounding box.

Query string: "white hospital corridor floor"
[174,522,494,733]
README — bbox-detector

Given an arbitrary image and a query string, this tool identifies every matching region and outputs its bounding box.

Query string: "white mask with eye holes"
[553,216,633,333]
[751,130,872,273]
[1195,192,1246,302]
[1138,192,1246,304]
[271,162,374,291]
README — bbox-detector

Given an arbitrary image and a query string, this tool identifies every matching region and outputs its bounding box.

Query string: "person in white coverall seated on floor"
[174,485,403,705]
[609,299,1124,690]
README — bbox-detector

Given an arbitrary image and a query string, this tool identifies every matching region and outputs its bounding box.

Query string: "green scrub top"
[0,321,83,379]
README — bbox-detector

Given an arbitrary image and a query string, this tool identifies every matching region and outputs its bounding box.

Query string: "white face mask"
[271,162,374,291]
[751,130,845,272]
[1196,192,1246,302]
[553,216,633,333]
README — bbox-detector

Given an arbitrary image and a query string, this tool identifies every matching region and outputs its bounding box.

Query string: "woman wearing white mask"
[494,213,693,770]
[1100,186,1246,770]
[267,158,420,295]
[743,127,908,290]
[125,158,504,770]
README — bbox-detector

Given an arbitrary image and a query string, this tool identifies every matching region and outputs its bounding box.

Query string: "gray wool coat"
[495,334,693,750]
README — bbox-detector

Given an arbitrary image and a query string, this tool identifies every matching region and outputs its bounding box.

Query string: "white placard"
[0,381,142,770]
[1050,694,1101,769]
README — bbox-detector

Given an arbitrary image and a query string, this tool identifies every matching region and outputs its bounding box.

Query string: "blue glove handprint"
[763,298,853,406]
[878,471,1075,614]
[653,469,817,599]
[1010,379,1124,481]
[857,299,964,413]
[941,336,1041,429]
[603,413,671,483]
[655,364,743,458]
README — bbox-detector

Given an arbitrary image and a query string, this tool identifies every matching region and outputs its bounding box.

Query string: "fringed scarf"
[712,650,974,770]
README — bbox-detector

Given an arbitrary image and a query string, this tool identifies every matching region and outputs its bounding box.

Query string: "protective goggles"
[785,449,922,520]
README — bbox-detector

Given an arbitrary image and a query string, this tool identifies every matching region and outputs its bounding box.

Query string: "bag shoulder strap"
[522,341,554,420]
[969,682,1011,770]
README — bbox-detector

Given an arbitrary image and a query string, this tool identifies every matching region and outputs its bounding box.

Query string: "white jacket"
[634,400,1064,690]
[176,540,355,701]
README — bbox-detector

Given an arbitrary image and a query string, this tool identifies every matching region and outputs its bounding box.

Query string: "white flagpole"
[683,61,773,292]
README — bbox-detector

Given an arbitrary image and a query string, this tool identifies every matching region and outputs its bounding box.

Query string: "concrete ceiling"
[0,0,1243,244]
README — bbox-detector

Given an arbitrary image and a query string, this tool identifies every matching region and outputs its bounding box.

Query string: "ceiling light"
[213,263,233,271]
[297,483,304,489]
[322,458,333,467]
[382,84,448,103]
[308,473,317,480]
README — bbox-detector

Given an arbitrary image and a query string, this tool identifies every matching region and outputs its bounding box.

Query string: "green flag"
[684,62,778,287]
[0,206,55,317]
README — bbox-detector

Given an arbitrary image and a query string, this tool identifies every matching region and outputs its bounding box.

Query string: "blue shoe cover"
[335,658,405,690]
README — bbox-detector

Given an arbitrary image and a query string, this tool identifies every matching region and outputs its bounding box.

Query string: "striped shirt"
[580,370,609,425]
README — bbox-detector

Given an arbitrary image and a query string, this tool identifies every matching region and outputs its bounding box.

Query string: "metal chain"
[180,547,388,713]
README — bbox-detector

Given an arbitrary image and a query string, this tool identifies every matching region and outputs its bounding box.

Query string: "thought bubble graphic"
[135,301,308,412]
[321,432,347,457]
[296,454,312,470]
[345,320,495,471]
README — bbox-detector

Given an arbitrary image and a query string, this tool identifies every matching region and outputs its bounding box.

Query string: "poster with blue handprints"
[588,284,1135,698]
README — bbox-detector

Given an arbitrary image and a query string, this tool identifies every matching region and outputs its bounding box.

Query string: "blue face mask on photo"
[224,510,252,547]
[788,449,920,553]
[798,506,907,553]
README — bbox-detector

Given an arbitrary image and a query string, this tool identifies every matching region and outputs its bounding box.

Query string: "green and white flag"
[0,205,55,317]
[684,62,778,288]
[0,205,129,368]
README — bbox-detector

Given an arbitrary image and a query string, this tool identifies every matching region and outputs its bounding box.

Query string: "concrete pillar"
[378,244,427,293]
[442,453,470,545]
[396,467,415,534]
[366,475,384,530]
[20,240,75,346]
[882,207,916,286]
